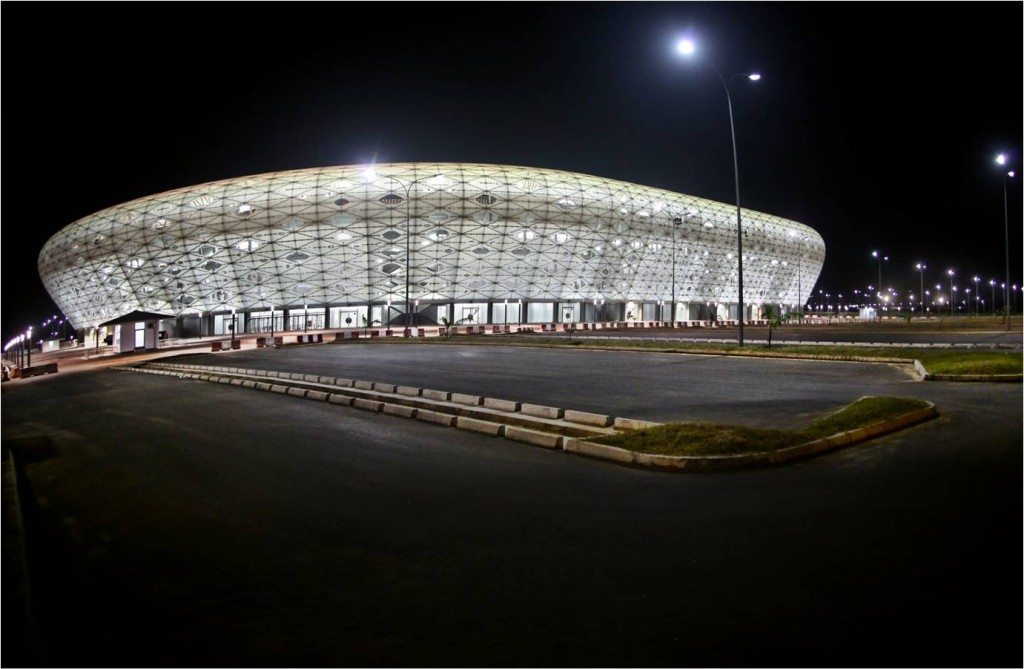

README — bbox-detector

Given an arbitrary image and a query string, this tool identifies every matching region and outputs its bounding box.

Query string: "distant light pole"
[26,327,32,367]
[231,308,236,344]
[270,305,275,339]
[915,263,926,315]
[995,155,1015,327]
[670,215,683,325]
[676,37,761,345]
[947,270,955,317]
[871,251,889,300]
[972,276,980,316]
[989,279,997,315]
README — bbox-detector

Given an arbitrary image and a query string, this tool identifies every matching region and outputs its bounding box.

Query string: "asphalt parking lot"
[3,344,1020,666]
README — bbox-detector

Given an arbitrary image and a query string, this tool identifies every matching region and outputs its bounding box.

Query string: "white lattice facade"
[39,163,824,330]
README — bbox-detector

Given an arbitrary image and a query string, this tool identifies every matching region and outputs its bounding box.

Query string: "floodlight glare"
[676,39,696,56]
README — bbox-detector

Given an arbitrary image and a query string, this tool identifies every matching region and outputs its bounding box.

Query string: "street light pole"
[676,39,759,346]
[916,263,926,316]
[947,270,955,317]
[398,170,445,331]
[671,217,681,326]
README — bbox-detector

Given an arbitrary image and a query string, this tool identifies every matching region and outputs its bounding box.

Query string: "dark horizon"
[3,2,1021,341]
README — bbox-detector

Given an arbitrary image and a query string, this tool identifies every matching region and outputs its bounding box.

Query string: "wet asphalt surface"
[2,343,1020,666]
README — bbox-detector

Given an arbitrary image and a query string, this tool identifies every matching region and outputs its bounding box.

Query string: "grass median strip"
[590,396,931,457]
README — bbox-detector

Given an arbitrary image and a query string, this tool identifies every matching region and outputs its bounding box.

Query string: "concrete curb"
[915,358,1022,382]
[564,402,939,472]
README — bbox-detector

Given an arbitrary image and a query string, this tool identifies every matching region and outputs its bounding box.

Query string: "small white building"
[98,310,173,353]
[858,307,878,321]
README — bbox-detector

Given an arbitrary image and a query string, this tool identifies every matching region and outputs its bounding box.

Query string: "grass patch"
[359,336,1022,376]
[591,396,932,457]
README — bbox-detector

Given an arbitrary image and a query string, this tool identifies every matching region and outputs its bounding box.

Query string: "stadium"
[38,163,825,337]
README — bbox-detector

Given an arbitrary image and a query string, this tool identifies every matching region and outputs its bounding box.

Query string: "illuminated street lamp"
[676,36,761,345]
[871,251,889,298]
[915,263,927,315]
[989,279,997,315]
[972,276,981,316]
[947,269,955,317]
[995,154,1015,328]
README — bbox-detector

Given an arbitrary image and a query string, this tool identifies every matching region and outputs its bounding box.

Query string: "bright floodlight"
[1009,171,1016,178]
[995,154,1007,165]
[748,73,762,81]
[872,250,878,257]
[364,166,377,181]
[676,39,696,56]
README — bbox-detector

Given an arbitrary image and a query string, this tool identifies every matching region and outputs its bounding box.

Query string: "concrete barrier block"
[254,382,272,392]
[451,392,483,406]
[333,378,355,388]
[270,385,289,394]
[328,395,353,406]
[612,417,662,431]
[306,390,329,402]
[354,380,374,390]
[396,386,421,397]
[382,403,417,418]
[287,387,309,398]
[483,397,520,412]
[563,409,613,427]
[352,398,383,412]
[303,374,320,382]
[520,403,564,419]
[217,377,232,384]
[373,382,397,393]
[265,370,280,377]
[317,376,336,384]
[417,410,456,427]
[504,426,563,449]
[229,379,244,386]
[456,416,506,436]
[422,388,451,401]
[563,439,636,464]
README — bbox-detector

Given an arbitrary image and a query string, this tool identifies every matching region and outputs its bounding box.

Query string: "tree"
[763,304,784,348]
[361,314,380,337]
[439,316,455,339]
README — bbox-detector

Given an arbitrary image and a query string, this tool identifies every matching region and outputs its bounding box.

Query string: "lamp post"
[676,38,760,346]
[231,308,236,344]
[871,251,888,302]
[989,279,997,315]
[947,270,955,317]
[915,263,926,316]
[670,216,682,326]
[971,276,980,316]
[26,327,32,367]
[390,169,444,330]
[270,305,275,339]
[995,155,1015,328]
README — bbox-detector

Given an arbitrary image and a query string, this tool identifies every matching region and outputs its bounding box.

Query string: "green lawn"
[591,397,932,457]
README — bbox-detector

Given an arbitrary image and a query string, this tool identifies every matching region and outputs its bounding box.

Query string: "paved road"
[2,346,1020,666]
[545,325,1023,347]
[191,343,945,428]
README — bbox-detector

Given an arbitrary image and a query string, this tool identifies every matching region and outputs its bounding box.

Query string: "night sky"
[3,3,1021,341]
